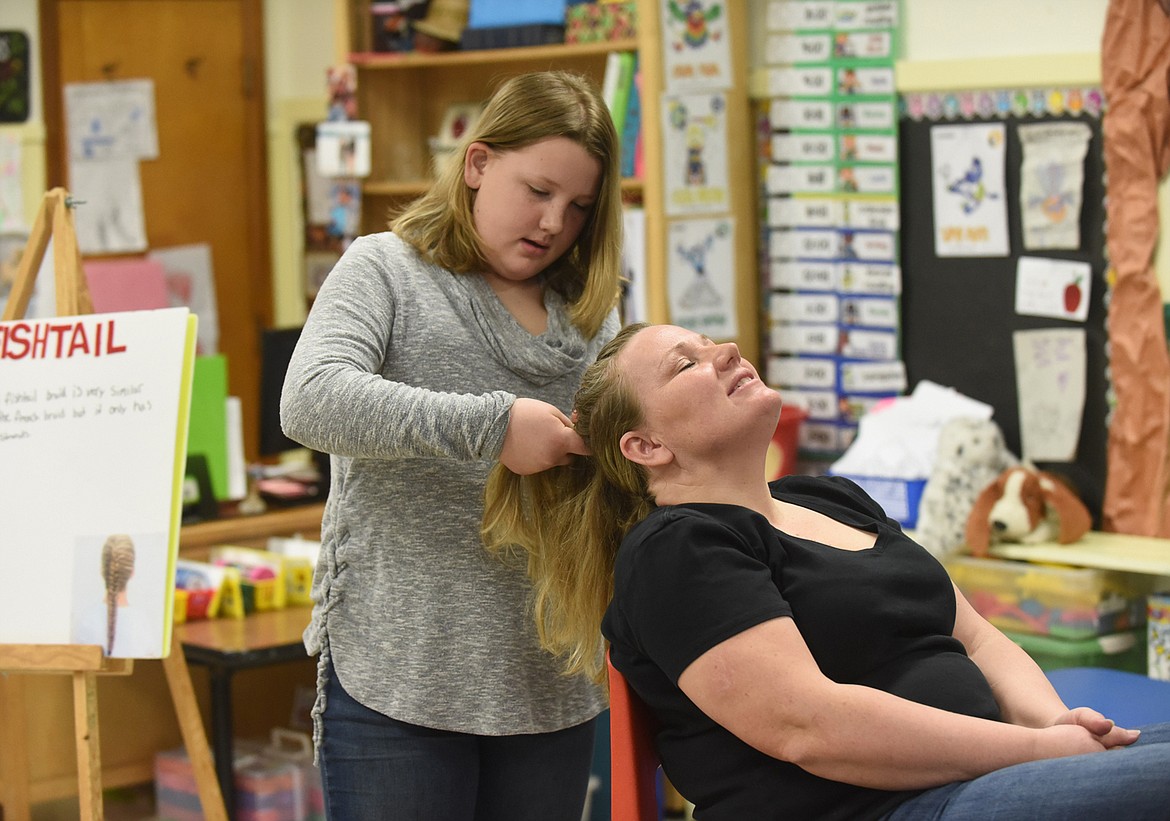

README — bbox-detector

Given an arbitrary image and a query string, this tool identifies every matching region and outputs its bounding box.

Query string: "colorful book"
[602,50,637,139]
[620,59,642,178]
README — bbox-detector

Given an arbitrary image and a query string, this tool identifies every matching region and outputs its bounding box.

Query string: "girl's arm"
[498,398,590,475]
[280,237,514,461]
[676,615,1118,791]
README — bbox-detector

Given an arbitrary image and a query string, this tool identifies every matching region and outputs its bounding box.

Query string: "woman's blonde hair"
[482,323,653,683]
[392,70,623,338]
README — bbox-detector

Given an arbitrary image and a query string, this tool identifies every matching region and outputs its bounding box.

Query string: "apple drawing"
[1064,277,1083,314]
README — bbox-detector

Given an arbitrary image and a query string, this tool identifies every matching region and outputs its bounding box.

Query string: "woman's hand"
[1050,707,1141,750]
[499,398,590,475]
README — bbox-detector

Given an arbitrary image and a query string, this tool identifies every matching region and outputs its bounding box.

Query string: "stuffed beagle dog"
[964,466,1092,557]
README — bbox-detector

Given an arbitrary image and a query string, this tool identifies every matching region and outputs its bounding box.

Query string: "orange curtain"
[1101,0,1170,534]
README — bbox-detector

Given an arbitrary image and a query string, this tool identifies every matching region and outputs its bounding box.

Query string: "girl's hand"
[499,398,590,475]
[1051,707,1141,749]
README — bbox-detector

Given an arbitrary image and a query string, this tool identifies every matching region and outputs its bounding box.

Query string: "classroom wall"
[4,1,1162,322]
[261,0,336,328]
[0,1,46,231]
[748,0,1167,296]
[894,0,1165,307]
[0,0,336,328]
[746,0,1109,63]
[900,0,1107,59]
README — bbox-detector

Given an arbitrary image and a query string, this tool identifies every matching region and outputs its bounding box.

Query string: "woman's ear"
[464,141,490,189]
[620,430,673,468]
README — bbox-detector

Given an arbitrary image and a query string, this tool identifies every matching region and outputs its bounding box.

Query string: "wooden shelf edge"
[349,39,639,69]
[179,503,326,553]
[363,180,429,197]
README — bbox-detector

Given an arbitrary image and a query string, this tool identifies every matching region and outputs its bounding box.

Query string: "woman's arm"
[952,583,1137,747]
[677,615,1113,791]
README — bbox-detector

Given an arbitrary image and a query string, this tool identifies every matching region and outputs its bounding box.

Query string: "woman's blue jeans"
[884,721,1170,820]
[316,660,596,821]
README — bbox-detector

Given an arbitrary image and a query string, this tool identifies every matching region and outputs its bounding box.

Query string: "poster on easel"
[0,306,197,657]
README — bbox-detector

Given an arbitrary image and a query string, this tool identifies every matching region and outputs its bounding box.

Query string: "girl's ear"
[464,141,490,189]
[620,430,673,468]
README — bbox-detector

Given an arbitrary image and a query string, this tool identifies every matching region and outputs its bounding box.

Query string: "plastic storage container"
[1003,628,1147,674]
[834,474,926,528]
[946,556,1150,639]
[155,730,324,821]
[1149,593,1170,681]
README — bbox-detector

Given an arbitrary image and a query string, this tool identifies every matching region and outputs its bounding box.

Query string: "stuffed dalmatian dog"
[915,417,1018,558]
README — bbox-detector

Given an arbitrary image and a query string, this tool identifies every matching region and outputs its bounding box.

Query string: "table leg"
[207,667,236,821]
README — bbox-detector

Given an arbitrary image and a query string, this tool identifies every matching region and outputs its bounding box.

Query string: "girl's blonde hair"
[482,323,653,683]
[392,70,623,339]
[101,534,135,656]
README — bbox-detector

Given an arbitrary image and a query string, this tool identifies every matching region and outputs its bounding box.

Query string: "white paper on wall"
[662,91,730,216]
[64,79,159,162]
[660,0,733,92]
[69,158,149,255]
[1018,121,1091,251]
[930,122,1009,257]
[668,216,736,338]
[1013,327,1086,462]
[1015,255,1091,323]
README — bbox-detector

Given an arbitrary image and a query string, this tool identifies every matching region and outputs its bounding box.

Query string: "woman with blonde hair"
[484,322,1170,821]
[282,70,623,820]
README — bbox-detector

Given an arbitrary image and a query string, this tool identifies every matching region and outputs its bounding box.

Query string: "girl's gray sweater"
[281,232,615,736]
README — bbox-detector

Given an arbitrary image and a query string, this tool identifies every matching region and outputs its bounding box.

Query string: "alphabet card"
[0,307,196,657]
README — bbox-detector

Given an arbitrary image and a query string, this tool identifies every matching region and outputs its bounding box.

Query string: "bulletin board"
[898,98,1109,522]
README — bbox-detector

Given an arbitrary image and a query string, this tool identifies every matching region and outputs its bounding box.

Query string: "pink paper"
[83,258,171,313]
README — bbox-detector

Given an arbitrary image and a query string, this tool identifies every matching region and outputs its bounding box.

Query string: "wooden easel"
[1,187,92,321]
[0,189,227,821]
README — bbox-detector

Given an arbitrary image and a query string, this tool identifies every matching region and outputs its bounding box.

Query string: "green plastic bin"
[1004,628,1147,674]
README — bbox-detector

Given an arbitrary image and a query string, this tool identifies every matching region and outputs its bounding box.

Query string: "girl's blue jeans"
[884,720,1170,820]
[316,659,596,821]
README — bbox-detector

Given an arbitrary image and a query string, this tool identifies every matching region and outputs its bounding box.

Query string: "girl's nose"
[540,205,564,235]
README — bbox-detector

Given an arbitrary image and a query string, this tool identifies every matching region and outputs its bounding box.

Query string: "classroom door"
[41,0,271,462]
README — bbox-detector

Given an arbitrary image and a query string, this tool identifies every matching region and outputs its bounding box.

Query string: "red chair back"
[607,649,661,821]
